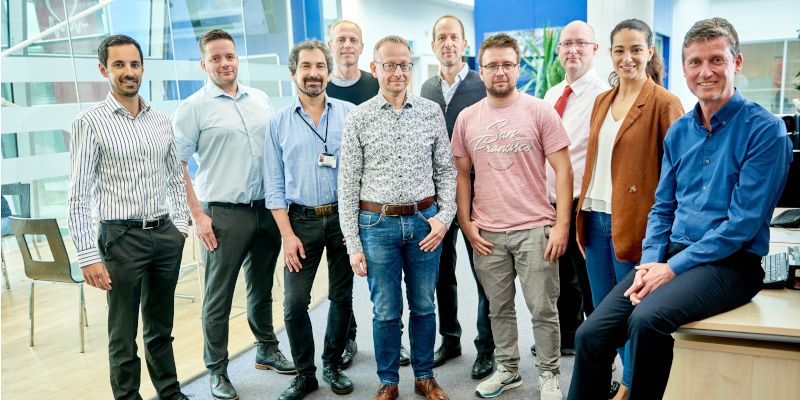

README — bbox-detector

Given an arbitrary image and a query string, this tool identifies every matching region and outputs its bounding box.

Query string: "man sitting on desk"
[568,17,793,400]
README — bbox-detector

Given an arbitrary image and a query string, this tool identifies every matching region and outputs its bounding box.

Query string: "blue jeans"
[360,203,441,385]
[583,211,634,387]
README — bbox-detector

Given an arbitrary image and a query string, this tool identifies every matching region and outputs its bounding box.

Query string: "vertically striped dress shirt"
[68,93,190,268]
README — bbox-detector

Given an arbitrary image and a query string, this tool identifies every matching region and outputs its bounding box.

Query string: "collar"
[104,92,149,116]
[377,92,415,110]
[437,63,469,85]
[692,89,745,128]
[565,68,600,96]
[293,95,334,114]
[205,80,247,99]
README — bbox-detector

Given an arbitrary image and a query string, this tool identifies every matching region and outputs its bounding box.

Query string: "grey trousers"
[474,226,561,374]
[201,205,281,374]
[99,221,185,400]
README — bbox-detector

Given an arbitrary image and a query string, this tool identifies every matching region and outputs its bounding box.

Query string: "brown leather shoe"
[414,378,449,400]
[374,384,398,400]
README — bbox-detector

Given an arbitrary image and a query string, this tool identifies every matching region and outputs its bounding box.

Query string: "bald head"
[329,20,365,68]
[557,20,599,82]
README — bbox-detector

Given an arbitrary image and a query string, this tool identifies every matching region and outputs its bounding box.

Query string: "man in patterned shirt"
[338,35,456,400]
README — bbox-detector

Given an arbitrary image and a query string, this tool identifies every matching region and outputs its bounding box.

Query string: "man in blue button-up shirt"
[173,29,294,400]
[568,18,793,400]
[265,40,356,400]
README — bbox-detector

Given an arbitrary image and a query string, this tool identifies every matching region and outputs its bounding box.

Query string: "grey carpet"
[182,236,621,399]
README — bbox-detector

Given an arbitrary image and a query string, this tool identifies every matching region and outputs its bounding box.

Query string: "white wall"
[669,0,797,110]
[587,0,654,86]
[340,0,475,95]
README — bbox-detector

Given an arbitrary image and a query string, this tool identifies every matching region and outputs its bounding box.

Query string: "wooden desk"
[664,289,800,400]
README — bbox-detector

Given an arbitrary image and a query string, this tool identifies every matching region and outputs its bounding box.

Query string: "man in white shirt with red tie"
[541,20,609,356]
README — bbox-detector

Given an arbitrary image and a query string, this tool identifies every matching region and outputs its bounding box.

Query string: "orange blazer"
[575,78,684,262]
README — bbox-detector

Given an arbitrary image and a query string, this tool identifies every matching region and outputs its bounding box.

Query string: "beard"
[299,77,325,97]
[486,81,515,98]
[111,76,140,97]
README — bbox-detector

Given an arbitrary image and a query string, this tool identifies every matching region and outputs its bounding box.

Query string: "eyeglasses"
[374,61,413,72]
[558,41,595,49]
[481,63,517,73]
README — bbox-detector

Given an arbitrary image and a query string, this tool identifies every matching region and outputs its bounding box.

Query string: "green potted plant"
[519,26,565,99]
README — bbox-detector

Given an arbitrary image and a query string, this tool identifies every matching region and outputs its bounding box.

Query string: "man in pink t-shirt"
[451,33,573,400]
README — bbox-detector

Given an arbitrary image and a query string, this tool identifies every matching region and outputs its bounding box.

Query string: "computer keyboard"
[771,209,800,228]
[762,252,789,288]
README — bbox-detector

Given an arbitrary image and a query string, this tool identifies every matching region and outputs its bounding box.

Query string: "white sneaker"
[475,364,522,398]
[538,370,563,400]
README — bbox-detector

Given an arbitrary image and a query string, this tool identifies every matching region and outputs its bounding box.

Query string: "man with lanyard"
[419,14,495,380]
[173,29,293,400]
[339,35,456,400]
[540,20,609,356]
[266,40,356,400]
[68,34,191,400]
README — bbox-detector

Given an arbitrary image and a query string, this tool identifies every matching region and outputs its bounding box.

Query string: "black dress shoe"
[323,366,354,395]
[255,348,296,374]
[277,375,319,400]
[210,374,238,400]
[341,339,357,369]
[471,352,495,379]
[432,343,462,367]
[399,345,411,366]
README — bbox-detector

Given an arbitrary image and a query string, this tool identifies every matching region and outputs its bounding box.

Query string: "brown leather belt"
[359,196,435,216]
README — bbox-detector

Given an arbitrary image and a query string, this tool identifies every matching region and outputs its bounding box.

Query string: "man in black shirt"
[327,20,379,106]
[420,15,494,380]
[325,19,383,369]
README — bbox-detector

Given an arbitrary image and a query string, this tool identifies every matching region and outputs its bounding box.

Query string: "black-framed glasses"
[558,41,596,49]
[481,63,517,73]
[374,61,413,72]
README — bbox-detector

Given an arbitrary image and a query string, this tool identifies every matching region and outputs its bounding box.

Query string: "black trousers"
[98,221,185,400]
[568,243,764,400]
[201,205,281,374]
[437,221,495,355]
[555,199,593,349]
[283,209,353,375]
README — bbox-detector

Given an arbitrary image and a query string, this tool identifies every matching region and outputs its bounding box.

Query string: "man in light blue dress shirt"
[172,29,294,400]
[265,40,356,400]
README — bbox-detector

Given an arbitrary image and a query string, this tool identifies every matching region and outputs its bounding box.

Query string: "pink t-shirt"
[451,93,570,232]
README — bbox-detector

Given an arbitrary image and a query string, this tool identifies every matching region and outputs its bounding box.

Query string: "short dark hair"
[97,35,143,67]
[682,17,740,62]
[432,15,465,42]
[478,33,520,66]
[288,40,333,74]
[198,29,236,57]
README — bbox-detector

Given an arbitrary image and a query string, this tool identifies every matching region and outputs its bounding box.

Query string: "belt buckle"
[142,217,158,230]
[381,203,400,216]
[314,204,333,216]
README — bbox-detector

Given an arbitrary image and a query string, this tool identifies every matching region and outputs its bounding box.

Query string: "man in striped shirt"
[67,35,191,400]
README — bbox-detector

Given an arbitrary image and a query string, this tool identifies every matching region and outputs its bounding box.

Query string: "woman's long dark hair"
[608,18,663,87]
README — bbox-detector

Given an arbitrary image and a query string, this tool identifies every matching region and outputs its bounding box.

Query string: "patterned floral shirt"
[338,93,457,254]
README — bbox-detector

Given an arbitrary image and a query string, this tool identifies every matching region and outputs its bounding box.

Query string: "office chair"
[9,217,88,353]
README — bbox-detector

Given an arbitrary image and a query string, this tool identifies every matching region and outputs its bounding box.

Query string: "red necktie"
[554,85,573,118]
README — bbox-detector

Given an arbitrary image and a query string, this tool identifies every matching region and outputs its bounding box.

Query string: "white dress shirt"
[68,93,190,267]
[439,63,470,105]
[543,68,610,202]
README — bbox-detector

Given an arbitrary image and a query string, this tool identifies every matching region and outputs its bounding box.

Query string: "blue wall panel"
[473,0,587,48]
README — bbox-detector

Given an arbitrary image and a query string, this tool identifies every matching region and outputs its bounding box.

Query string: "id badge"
[318,152,337,168]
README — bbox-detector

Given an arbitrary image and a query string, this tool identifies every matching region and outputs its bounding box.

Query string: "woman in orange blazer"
[574,19,684,398]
